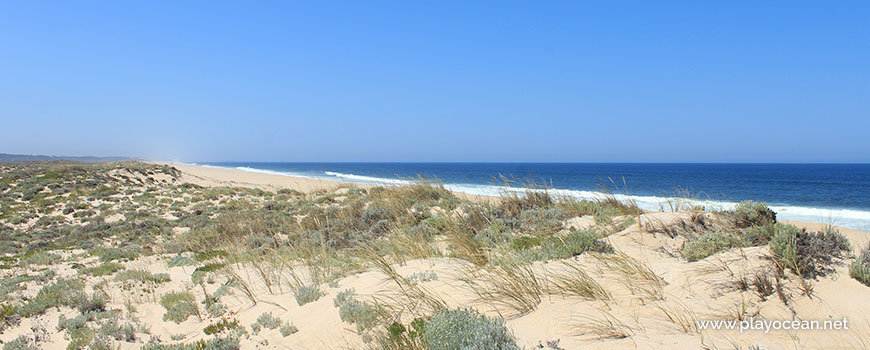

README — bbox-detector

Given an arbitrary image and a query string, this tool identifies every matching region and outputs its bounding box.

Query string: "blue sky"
[1,1,867,162]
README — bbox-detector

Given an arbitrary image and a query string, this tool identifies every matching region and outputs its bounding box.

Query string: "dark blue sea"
[194,162,870,231]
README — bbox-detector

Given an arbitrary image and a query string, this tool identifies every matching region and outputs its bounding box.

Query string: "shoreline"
[163,161,869,238]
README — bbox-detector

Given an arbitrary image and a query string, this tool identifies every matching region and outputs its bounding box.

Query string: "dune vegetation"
[0,161,868,350]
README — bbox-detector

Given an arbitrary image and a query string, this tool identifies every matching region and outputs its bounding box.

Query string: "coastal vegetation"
[0,161,865,349]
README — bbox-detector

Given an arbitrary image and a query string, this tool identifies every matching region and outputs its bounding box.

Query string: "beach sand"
[3,162,868,349]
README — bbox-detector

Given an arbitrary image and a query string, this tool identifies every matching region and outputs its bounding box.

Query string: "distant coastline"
[172,161,870,232]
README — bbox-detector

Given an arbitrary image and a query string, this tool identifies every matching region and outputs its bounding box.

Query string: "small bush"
[160,291,199,323]
[384,318,425,349]
[682,232,744,262]
[293,285,323,306]
[539,229,612,260]
[334,289,381,332]
[192,263,226,284]
[770,224,850,278]
[423,308,518,350]
[509,236,542,251]
[732,201,776,228]
[850,244,870,287]
[2,335,37,350]
[279,322,298,337]
[18,278,86,317]
[250,312,295,336]
[254,312,281,330]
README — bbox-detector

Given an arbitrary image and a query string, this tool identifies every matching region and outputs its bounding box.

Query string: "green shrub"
[250,312,295,336]
[384,318,425,349]
[509,237,541,251]
[732,201,776,228]
[850,244,870,287]
[2,335,37,350]
[770,224,850,278]
[192,263,226,284]
[160,291,199,323]
[423,308,518,350]
[333,289,381,333]
[293,285,323,306]
[683,232,744,262]
[18,278,86,317]
[539,229,612,260]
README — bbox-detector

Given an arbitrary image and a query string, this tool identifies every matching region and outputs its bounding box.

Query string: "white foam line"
[194,164,870,231]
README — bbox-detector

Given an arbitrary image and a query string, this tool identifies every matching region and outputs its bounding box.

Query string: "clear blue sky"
[1,1,867,162]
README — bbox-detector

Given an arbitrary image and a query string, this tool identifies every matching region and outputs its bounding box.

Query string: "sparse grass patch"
[114,269,170,284]
[550,261,610,300]
[464,258,545,316]
[81,262,125,277]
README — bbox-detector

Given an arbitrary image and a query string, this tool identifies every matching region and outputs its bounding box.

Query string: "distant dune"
[0,153,131,162]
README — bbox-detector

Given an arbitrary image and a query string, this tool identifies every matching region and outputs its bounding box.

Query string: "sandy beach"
[2,161,869,350]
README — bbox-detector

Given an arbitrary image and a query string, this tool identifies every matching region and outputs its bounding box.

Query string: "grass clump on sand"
[160,291,200,323]
[2,335,37,350]
[18,278,86,317]
[250,312,297,337]
[850,244,870,287]
[770,224,850,278]
[731,200,777,228]
[682,232,745,262]
[293,284,323,306]
[422,308,519,350]
[334,289,382,333]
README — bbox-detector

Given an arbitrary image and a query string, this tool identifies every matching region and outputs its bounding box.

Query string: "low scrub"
[18,278,86,317]
[731,200,776,228]
[850,244,870,287]
[250,312,296,337]
[423,308,518,350]
[333,289,382,333]
[682,232,745,262]
[160,291,200,323]
[770,224,850,278]
[293,284,323,306]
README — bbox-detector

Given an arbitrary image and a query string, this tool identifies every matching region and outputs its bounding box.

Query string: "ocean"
[193,162,870,231]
